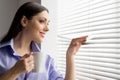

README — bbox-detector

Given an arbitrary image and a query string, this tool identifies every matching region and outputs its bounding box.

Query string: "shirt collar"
[31,41,41,52]
[0,39,13,48]
[0,39,41,56]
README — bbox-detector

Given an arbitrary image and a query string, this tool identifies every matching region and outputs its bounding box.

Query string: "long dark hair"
[0,2,48,43]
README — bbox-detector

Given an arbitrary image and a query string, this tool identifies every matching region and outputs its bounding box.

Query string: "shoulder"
[0,43,8,57]
[0,39,12,51]
[0,40,13,61]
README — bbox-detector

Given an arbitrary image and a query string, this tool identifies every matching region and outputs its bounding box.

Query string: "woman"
[0,2,87,80]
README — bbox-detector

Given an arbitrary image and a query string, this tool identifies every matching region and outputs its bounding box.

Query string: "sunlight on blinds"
[57,0,120,80]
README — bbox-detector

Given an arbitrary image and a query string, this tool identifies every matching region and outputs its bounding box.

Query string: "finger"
[26,61,34,72]
[79,36,88,40]
[28,52,33,55]
[76,36,88,42]
[25,57,34,64]
[30,64,34,69]
[24,58,34,72]
[20,54,29,60]
[28,60,34,65]
[30,52,33,55]
[27,61,34,69]
[25,55,34,63]
[25,57,34,65]
[27,64,34,73]
[72,42,80,46]
[75,35,88,39]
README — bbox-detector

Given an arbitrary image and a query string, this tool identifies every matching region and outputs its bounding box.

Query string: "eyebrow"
[39,17,50,22]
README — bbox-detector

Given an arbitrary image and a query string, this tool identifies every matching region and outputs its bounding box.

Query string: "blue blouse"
[0,39,64,80]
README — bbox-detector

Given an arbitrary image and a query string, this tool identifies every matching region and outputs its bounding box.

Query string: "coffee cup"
[32,52,46,73]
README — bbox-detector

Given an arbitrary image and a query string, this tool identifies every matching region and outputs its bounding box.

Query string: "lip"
[40,32,46,37]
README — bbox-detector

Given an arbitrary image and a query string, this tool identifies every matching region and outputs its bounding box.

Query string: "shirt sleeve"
[49,58,64,80]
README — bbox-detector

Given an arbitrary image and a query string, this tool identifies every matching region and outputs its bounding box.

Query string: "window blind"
[57,0,120,80]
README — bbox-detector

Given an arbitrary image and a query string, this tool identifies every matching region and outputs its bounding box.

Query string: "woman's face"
[22,10,50,43]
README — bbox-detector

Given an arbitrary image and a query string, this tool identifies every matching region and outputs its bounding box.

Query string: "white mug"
[32,52,46,73]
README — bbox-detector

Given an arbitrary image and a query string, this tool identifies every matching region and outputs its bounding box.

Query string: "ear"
[21,16,28,28]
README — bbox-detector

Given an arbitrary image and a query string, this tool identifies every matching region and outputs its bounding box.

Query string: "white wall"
[0,0,18,39]
[41,0,58,59]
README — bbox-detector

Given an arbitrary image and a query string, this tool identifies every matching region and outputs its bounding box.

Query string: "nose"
[44,24,49,32]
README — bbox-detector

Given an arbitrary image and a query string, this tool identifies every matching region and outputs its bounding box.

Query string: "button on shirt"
[0,39,64,80]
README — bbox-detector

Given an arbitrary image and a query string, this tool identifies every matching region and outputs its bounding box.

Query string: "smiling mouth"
[40,32,45,37]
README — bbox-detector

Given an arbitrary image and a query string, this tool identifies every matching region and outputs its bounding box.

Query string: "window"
[57,0,120,80]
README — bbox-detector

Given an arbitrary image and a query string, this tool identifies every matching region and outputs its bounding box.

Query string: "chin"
[36,38,44,43]
[33,37,44,43]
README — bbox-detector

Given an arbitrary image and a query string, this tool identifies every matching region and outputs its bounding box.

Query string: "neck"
[13,32,31,56]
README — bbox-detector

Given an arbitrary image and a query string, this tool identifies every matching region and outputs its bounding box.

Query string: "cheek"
[26,22,44,38]
[32,25,43,37]
[34,22,44,31]
[29,23,42,33]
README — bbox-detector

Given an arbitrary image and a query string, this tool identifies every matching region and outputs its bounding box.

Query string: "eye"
[39,20,45,23]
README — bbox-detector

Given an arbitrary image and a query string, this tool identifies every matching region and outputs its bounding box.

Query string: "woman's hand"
[0,53,34,80]
[67,36,88,57]
[65,36,88,80]
[13,53,34,74]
